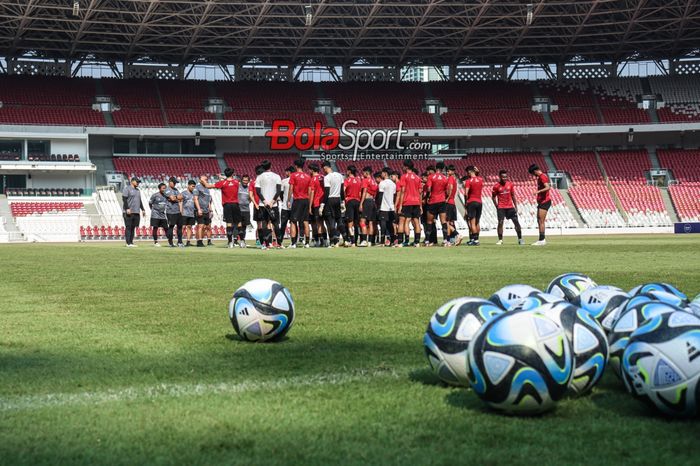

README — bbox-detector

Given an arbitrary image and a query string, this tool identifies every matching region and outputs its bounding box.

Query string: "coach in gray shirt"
[122,177,145,247]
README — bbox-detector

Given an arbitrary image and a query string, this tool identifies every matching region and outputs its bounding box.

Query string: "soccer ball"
[510,291,564,312]
[607,302,682,377]
[642,290,689,308]
[536,302,609,395]
[228,279,295,342]
[488,284,541,310]
[629,283,687,300]
[467,310,573,414]
[423,297,504,386]
[689,294,700,316]
[574,286,630,332]
[546,273,597,302]
[622,311,700,417]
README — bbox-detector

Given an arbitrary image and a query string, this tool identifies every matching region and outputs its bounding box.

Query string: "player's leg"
[166,215,175,246]
[534,202,549,245]
[426,208,435,246]
[412,215,422,246]
[511,211,524,245]
[496,209,505,245]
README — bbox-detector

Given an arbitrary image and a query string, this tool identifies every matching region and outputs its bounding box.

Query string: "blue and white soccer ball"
[629,283,687,301]
[423,297,503,386]
[622,311,700,417]
[689,294,700,316]
[467,310,573,414]
[228,279,295,342]
[607,302,683,377]
[510,291,563,312]
[574,286,630,332]
[546,273,597,302]
[488,284,541,310]
[536,302,609,395]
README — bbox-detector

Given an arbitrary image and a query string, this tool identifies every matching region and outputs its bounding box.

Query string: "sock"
[539,232,545,241]
[517,231,522,240]
[414,232,421,244]
[360,234,366,242]
[370,235,375,245]
[226,226,233,243]
[441,223,449,242]
[498,233,503,240]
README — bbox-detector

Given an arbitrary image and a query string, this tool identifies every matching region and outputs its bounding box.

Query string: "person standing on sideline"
[529,164,551,246]
[214,168,241,249]
[492,170,524,246]
[255,159,283,250]
[122,177,145,248]
[149,183,169,247]
[288,159,312,248]
[180,180,197,246]
[193,175,214,248]
[237,175,252,248]
[321,160,345,247]
[464,165,484,246]
[164,177,183,248]
[277,166,293,248]
[377,167,396,246]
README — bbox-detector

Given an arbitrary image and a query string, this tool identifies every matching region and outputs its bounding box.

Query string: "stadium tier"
[112,157,221,180]
[223,153,299,178]
[9,201,85,217]
[657,149,700,221]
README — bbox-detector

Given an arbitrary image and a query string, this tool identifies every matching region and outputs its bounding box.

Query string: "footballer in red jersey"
[397,160,423,246]
[288,159,312,247]
[445,164,460,245]
[492,170,523,245]
[464,165,484,246]
[213,167,241,247]
[425,162,451,246]
[359,166,379,246]
[308,163,327,247]
[343,165,362,246]
[529,164,551,246]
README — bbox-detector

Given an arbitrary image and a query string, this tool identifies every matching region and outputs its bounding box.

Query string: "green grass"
[1,235,699,465]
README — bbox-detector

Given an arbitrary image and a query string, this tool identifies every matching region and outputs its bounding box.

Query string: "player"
[377,167,396,246]
[250,165,264,248]
[359,166,378,247]
[322,161,345,247]
[464,165,484,246]
[122,177,145,247]
[445,165,461,245]
[397,160,423,247]
[288,158,312,248]
[237,175,251,248]
[390,170,402,246]
[214,167,240,249]
[255,159,282,250]
[343,165,362,247]
[164,177,183,248]
[149,183,169,247]
[309,163,326,247]
[425,162,450,246]
[529,164,551,246]
[180,180,197,246]
[277,166,293,248]
[492,169,524,245]
[193,174,214,248]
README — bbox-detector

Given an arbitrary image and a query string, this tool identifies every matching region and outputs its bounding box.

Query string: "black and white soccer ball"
[510,291,564,312]
[574,286,630,332]
[423,297,504,386]
[546,273,597,302]
[622,311,700,417]
[536,302,609,396]
[467,309,573,415]
[228,279,295,342]
[607,301,683,377]
[488,284,541,310]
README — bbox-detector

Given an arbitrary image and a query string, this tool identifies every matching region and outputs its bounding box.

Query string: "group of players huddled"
[121,158,552,249]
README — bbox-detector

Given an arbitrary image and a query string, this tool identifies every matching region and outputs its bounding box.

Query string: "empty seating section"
[223,153,299,178]
[336,159,386,174]
[27,154,81,162]
[590,77,643,106]
[542,80,599,126]
[10,202,85,217]
[223,111,325,127]
[159,80,210,109]
[111,108,165,127]
[0,75,95,106]
[600,150,671,226]
[103,78,160,108]
[441,110,544,128]
[0,106,104,126]
[113,157,221,179]
[600,107,650,125]
[650,76,700,123]
[0,151,21,161]
[551,151,624,227]
[6,187,83,197]
[334,111,434,129]
[657,149,700,221]
[166,110,215,126]
[219,81,318,110]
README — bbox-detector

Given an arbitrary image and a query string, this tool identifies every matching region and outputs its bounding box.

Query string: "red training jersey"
[427,172,449,204]
[344,175,362,201]
[401,172,423,206]
[447,175,457,205]
[311,174,324,207]
[215,178,240,204]
[248,179,260,204]
[492,181,516,209]
[466,176,484,204]
[536,173,551,204]
[362,177,378,198]
[289,171,312,200]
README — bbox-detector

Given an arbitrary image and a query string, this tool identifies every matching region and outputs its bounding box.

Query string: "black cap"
[168,176,178,183]
[131,177,141,183]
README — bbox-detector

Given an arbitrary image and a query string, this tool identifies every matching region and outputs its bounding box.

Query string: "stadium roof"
[1,0,699,67]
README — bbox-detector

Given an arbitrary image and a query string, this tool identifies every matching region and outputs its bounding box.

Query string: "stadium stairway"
[660,188,680,223]
[95,79,115,126]
[559,189,585,228]
[543,152,556,172]
[432,112,444,128]
[647,146,661,169]
[0,195,24,241]
[156,84,169,127]
[542,110,554,127]
[594,150,629,223]
[592,96,605,124]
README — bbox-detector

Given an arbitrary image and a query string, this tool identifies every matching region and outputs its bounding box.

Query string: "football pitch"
[1,235,699,465]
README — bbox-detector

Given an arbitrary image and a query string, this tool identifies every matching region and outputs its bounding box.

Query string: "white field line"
[0,367,412,412]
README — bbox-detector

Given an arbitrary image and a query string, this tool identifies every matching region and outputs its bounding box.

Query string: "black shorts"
[223,203,242,224]
[311,206,323,222]
[279,209,290,228]
[361,199,377,221]
[150,218,168,229]
[182,216,196,226]
[427,202,446,216]
[290,199,310,223]
[323,198,342,221]
[401,205,421,219]
[466,202,482,221]
[538,200,552,211]
[345,199,360,224]
[446,204,457,222]
[379,210,396,223]
[256,205,276,224]
[167,213,182,227]
[497,208,518,221]
[239,211,250,227]
[197,213,212,225]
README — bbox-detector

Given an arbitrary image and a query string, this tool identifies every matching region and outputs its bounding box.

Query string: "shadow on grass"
[444,389,491,414]
[224,333,291,343]
[407,368,444,387]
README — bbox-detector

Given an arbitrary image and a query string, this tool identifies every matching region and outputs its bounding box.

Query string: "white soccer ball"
[228,279,295,342]
[488,284,541,310]
[546,273,597,302]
